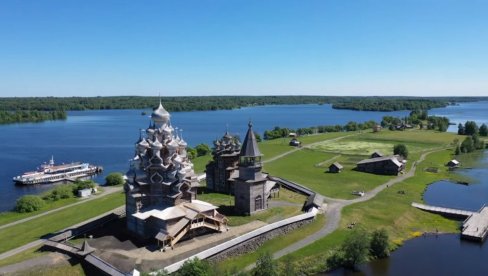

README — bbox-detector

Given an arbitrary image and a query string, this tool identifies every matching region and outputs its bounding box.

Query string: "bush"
[43,184,75,201]
[393,144,409,159]
[186,146,197,159]
[370,229,390,258]
[480,124,488,137]
[195,143,211,157]
[105,172,125,186]
[15,195,45,213]
[73,180,96,194]
[341,229,370,268]
[176,257,212,276]
[253,251,277,276]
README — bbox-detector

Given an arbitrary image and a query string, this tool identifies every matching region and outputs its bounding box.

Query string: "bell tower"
[233,122,268,215]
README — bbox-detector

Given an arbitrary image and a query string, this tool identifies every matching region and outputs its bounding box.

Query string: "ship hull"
[13,166,103,185]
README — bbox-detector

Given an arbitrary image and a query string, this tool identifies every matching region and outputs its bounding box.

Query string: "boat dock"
[412,202,488,242]
[462,207,488,242]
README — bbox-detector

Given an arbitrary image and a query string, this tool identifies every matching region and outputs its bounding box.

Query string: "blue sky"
[0,0,487,97]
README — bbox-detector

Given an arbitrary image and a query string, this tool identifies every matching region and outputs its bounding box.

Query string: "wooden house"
[447,159,460,168]
[328,162,344,173]
[356,156,405,175]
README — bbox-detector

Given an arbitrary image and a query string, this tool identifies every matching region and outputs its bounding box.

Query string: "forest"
[0,96,485,124]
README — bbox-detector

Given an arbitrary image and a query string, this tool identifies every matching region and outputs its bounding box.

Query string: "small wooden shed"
[289,138,301,147]
[447,159,460,168]
[329,162,344,173]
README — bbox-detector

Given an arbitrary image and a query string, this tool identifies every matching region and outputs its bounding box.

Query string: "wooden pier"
[462,207,488,242]
[411,202,474,218]
[412,202,488,242]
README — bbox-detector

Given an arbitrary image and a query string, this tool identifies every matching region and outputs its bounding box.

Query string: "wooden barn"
[356,156,405,175]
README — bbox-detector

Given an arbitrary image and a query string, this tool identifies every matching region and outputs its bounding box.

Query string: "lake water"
[423,151,488,211]
[430,101,488,132]
[0,103,409,212]
[0,101,486,212]
[331,234,488,276]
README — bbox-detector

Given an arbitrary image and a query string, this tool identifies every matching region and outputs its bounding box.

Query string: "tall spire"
[240,120,261,157]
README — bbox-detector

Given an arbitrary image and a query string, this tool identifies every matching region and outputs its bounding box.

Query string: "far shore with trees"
[0,96,485,124]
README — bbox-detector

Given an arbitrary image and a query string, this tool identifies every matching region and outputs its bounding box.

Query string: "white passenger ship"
[13,156,102,185]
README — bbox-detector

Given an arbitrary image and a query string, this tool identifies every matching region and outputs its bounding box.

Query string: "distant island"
[0,96,486,124]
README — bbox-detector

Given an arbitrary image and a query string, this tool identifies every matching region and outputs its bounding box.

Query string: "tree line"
[0,110,66,125]
[455,121,487,155]
[1,96,485,124]
[263,120,379,140]
[381,110,450,132]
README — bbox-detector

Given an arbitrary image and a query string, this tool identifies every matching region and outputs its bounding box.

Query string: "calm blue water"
[0,103,409,212]
[331,234,488,276]
[0,101,486,212]
[423,151,488,211]
[431,101,488,132]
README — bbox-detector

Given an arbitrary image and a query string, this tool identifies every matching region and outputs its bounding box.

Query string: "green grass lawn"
[0,245,46,267]
[310,139,426,156]
[12,263,86,276]
[359,129,458,146]
[0,192,125,254]
[0,197,79,227]
[259,132,357,161]
[265,149,394,199]
[192,154,212,174]
[216,214,326,272]
[277,149,464,274]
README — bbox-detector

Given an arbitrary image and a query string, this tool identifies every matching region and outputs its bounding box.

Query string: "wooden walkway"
[411,202,474,218]
[269,176,324,211]
[412,202,488,242]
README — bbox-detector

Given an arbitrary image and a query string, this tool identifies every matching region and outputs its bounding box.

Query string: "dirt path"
[0,186,122,231]
[246,149,442,270]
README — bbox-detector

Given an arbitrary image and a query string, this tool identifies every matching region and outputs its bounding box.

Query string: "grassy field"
[10,263,86,276]
[264,130,458,199]
[0,197,79,227]
[0,191,125,254]
[277,149,465,273]
[265,149,394,199]
[0,245,46,267]
[192,154,212,173]
[260,132,358,161]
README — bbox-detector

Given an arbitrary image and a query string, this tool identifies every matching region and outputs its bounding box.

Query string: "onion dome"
[178,137,187,147]
[167,139,179,151]
[150,138,163,150]
[137,138,150,150]
[162,124,172,134]
[223,130,232,139]
[151,101,170,123]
